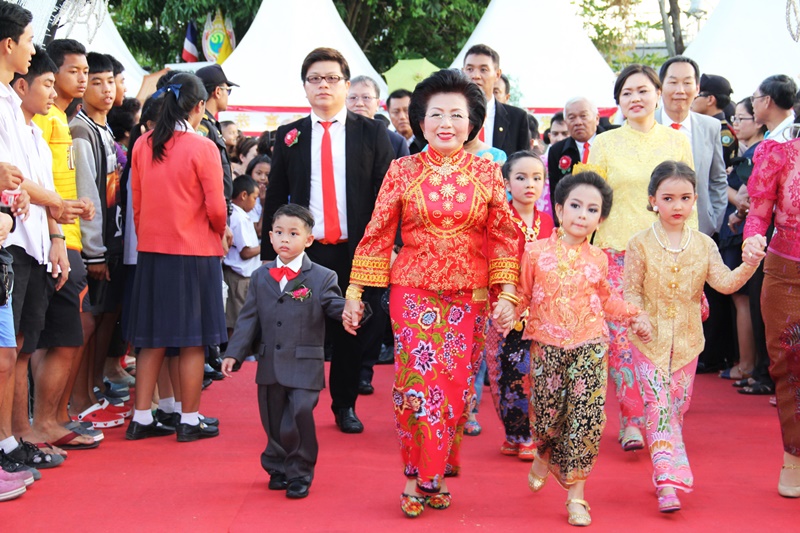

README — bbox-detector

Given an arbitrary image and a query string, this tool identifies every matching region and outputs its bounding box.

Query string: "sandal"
[738,383,775,395]
[720,365,752,380]
[565,498,591,526]
[517,441,536,461]
[500,440,519,456]
[620,427,644,452]
[732,377,756,388]
[426,492,451,510]
[657,489,681,512]
[400,493,426,518]
[528,457,549,492]
[778,465,800,498]
[463,420,482,436]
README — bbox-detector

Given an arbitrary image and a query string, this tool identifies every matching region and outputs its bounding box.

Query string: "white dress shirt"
[668,114,694,145]
[309,107,348,242]
[276,251,305,291]
[483,96,496,147]
[766,113,796,143]
[576,133,598,163]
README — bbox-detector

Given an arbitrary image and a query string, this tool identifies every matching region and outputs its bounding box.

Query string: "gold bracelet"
[345,285,363,301]
[498,291,520,305]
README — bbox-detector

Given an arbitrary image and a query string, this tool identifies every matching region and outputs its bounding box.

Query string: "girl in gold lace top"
[342,70,520,518]
[623,161,765,513]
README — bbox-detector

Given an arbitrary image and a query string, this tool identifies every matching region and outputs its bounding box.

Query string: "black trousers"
[698,234,736,371]
[307,241,381,412]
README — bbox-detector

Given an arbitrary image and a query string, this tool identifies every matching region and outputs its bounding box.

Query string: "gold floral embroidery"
[456,175,469,187]
[455,193,467,203]
[440,183,457,199]
[428,192,440,202]
[442,201,453,211]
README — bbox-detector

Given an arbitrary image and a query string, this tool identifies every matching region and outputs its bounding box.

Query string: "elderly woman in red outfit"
[342,69,520,517]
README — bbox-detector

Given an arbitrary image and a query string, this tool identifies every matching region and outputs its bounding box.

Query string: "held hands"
[221,357,237,378]
[342,299,365,335]
[492,298,517,337]
[742,235,767,267]
[630,313,653,344]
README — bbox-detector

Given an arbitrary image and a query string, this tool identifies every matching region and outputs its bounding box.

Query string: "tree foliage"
[108,0,488,73]
[578,0,662,70]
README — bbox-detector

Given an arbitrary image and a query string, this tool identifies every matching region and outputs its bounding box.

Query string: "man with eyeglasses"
[546,97,604,214]
[196,64,237,214]
[751,74,797,143]
[346,75,409,159]
[691,73,738,167]
[262,48,394,437]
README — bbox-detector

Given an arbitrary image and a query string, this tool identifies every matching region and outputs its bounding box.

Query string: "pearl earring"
[653,205,659,213]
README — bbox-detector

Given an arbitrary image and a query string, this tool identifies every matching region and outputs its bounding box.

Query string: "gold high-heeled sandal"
[778,464,800,498]
[565,498,591,526]
[528,457,549,492]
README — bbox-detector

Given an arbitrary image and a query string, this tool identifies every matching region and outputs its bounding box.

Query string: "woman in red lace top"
[342,70,520,517]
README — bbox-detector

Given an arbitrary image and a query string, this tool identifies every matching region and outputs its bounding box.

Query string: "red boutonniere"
[558,155,572,172]
[290,284,311,301]
[284,128,300,147]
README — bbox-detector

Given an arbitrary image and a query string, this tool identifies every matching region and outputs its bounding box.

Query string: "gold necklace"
[554,235,581,279]
[651,222,692,253]
[512,210,542,242]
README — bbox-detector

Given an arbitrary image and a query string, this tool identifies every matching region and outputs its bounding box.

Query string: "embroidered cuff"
[350,255,391,287]
[488,257,519,286]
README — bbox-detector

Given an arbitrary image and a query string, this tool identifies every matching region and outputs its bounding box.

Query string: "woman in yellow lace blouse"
[586,64,694,452]
[623,161,764,513]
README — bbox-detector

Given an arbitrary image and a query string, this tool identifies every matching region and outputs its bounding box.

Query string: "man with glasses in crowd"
[751,74,797,142]
[346,75,409,159]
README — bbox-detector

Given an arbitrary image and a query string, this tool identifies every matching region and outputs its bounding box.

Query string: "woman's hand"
[343,299,364,335]
[742,235,767,266]
[492,298,516,337]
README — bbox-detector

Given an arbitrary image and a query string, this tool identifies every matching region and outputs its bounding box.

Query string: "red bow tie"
[269,266,299,282]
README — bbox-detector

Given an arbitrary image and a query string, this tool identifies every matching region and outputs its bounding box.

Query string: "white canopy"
[52,4,147,98]
[685,0,800,99]
[450,0,617,112]
[222,0,387,132]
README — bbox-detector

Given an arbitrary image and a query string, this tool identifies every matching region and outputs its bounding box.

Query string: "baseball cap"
[195,64,239,89]
[699,74,732,96]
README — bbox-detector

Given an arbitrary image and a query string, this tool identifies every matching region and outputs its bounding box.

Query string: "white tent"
[685,0,800,99]
[220,0,388,134]
[51,4,147,98]
[450,0,617,113]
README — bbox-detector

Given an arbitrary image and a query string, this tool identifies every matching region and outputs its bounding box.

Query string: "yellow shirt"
[33,106,81,251]
[588,122,695,251]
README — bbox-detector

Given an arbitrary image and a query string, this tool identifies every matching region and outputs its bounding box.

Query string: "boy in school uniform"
[222,204,367,499]
[223,175,260,338]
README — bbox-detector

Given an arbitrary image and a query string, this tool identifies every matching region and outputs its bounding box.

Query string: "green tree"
[578,0,662,70]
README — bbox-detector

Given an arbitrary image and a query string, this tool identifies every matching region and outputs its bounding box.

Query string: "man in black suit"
[546,97,604,214]
[387,89,425,154]
[462,43,530,155]
[262,47,394,434]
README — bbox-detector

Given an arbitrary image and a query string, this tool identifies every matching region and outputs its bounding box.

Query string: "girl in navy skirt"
[126,72,228,442]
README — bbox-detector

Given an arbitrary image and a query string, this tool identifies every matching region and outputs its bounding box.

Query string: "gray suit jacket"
[655,109,728,235]
[225,255,345,391]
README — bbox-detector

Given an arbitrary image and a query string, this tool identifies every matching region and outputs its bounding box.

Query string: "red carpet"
[4,362,797,531]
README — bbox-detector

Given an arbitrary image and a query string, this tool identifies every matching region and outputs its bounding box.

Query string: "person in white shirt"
[751,74,797,143]
[223,175,261,337]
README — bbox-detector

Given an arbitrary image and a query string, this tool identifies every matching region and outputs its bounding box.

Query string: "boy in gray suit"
[222,204,365,499]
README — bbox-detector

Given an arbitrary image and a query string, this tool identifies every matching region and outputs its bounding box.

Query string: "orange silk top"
[349,148,520,290]
[517,234,640,349]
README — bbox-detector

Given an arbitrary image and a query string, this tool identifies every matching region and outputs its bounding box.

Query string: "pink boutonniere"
[558,155,572,172]
[290,284,311,301]
[284,128,300,147]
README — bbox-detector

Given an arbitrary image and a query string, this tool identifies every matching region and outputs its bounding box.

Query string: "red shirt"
[132,130,227,256]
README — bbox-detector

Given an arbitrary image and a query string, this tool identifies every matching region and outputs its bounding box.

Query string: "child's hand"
[221,357,238,378]
[631,314,653,344]
[492,299,516,337]
[342,300,363,335]
[742,235,767,266]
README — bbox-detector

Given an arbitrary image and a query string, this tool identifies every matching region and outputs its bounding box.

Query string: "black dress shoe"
[334,407,364,433]
[207,345,223,372]
[204,363,224,381]
[358,380,374,395]
[268,472,288,490]
[154,409,178,429]
[202,377,213,390]
[286,478,311,499]
[199,413,219,426]
[125,420,176,440]
[176,422,220,442]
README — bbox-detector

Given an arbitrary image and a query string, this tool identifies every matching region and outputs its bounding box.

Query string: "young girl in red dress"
[485,151,553,460]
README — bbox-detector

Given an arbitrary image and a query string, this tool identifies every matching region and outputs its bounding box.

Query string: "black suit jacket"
[262,110,394,259]
[493,101,531,155]
[409,136,426,155]
[546,127,607,214]
[386,128,410,159]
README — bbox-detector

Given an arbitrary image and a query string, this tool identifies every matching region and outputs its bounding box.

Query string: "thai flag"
[182,21,199,62]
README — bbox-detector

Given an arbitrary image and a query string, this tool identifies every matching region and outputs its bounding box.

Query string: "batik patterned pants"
[485,322,532,443]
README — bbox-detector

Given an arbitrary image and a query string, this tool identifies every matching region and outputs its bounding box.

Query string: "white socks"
[133,409,154,425]
[180,411,200,426]
[174,401,183,414]
[158,397,175,413]
[0,436,18,454]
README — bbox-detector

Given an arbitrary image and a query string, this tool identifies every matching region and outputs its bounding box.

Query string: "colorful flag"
[182,21,200,62]
[202,8,236,64]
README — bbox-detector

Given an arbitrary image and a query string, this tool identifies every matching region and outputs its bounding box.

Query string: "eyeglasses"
[305,75,346,85]
[749,94,768,104]
[695,93,710,98]
[730,116,755,124]
[219,86,232,95]
[346,95,376,103]
[426,112,467,123]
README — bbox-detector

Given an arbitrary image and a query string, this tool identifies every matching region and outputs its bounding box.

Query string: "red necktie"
[671,123,681,130]
[320,121,341,244]
[582,142,590,164]
[478,127,485,142]
[270,266,299,283]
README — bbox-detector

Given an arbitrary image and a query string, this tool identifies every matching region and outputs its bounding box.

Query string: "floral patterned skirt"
[530,341,608,485]
[390,286,488,493]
